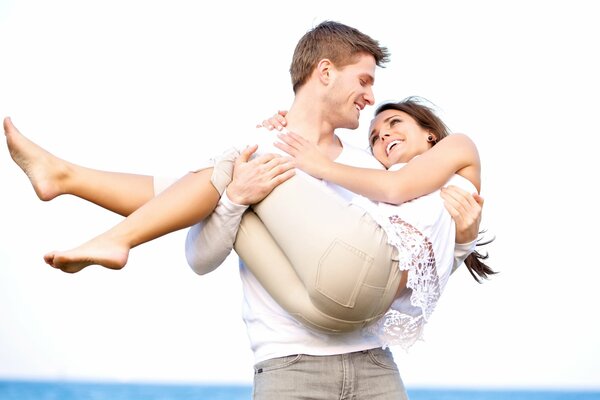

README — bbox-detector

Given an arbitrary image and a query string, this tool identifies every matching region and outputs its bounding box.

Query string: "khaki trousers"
[210,151,401,333]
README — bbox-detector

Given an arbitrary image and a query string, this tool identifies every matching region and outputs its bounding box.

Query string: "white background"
[1,0,599,390]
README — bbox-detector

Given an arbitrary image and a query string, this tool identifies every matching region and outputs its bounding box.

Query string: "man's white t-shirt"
[157,128,474,363]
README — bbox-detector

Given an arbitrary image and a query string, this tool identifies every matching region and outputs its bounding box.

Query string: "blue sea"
[0,380,599,400]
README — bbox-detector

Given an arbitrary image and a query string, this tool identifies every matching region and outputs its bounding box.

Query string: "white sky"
[1,0,599,390]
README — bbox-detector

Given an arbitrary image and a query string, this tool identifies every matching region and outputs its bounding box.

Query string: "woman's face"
[368,109,434,168]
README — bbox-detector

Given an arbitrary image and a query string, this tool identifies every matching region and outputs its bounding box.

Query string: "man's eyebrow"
[363,74,375,85]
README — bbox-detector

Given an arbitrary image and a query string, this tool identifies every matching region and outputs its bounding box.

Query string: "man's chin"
[343,119,360,130]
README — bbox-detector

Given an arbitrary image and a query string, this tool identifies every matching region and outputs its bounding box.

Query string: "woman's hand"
[257,110,288,131]
[257,111,330,179]
[274,131,330,179]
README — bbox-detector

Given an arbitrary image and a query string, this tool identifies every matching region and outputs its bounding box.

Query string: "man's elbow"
[185,250,219,276]
[184,224,221,275]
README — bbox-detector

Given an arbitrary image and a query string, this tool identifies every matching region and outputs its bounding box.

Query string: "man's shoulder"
[230,126,281,155]
[338,138,383,169]
[243,126,274,145]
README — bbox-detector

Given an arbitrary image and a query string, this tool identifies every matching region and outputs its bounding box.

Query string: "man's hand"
[226,145,295,205]
[441,185,484,244]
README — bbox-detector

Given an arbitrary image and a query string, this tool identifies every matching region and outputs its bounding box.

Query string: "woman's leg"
[40,146,243,273]
[4,117,154,216]
[44,169,220,273]
[9,113,400,329]
[236,176,403,333]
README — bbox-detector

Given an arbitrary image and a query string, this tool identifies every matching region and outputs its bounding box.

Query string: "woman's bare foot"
[4,117,71,201]
[44,236,130,274]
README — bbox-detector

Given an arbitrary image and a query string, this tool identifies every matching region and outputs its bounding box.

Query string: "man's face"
[326,54,376,130]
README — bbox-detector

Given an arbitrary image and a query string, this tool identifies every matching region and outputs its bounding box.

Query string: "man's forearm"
[185,191,248,275]
[451,239,477,274]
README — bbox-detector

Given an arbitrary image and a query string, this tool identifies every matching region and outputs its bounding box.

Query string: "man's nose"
[364,87,375,106]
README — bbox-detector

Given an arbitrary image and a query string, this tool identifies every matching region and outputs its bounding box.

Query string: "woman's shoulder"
[440,133,477,149]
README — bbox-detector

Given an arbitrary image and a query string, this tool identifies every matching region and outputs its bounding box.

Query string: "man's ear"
[316,59,334,84]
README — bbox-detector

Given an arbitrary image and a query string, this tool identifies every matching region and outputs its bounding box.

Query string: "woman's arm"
[277,132,480,204]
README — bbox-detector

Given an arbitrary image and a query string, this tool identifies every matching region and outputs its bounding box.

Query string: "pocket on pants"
[254,354,303,374]
[367,347,399,371]
[316,239,374,308]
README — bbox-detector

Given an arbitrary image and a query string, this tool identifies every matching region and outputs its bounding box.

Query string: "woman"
[3,98,492,347]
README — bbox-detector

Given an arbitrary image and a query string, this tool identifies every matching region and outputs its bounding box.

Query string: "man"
[4,20,481,400]
[182,21,481,400]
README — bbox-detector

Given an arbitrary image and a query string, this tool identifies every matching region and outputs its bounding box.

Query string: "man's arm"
[185,192,248,275]
[185,146,295,275]
[443,185,485,272]
[153,175,245,275]
[442,185,484,245]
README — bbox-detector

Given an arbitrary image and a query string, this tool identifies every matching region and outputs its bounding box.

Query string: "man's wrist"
[454,239,476,258]
[223,188,250,211]
[225,183,247,206]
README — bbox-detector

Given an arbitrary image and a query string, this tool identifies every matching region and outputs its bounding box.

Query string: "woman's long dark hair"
[374,96,497,283]
[464,232,496,283]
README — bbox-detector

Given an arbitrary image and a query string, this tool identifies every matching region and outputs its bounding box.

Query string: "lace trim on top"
[364,214,440,350]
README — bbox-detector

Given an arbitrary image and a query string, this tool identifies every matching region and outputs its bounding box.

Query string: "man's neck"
[284,96,343,161]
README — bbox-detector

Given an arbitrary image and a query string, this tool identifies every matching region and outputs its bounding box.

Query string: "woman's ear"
[427,132,438,144]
